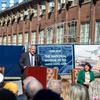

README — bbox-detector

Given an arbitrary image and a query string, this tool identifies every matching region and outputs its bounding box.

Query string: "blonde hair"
[61,78,71,100]
[70,84,89,100]
[4,82,18,94]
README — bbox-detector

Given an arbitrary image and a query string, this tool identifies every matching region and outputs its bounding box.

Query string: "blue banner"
[0,45,25,77]
[37,44,74,75]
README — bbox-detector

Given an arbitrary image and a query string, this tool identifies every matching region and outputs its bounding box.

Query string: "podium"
[24,66,47,88]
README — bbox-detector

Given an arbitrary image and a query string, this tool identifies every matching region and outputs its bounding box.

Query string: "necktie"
[31,55,33,66]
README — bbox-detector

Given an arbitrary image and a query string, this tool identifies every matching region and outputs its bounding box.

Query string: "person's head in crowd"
[28,44,36,55]
[25,78,43,99]
[4,82,18,95]
[88,80,100,100]
[23,76,36,91]
[47,79,62,94]
[33,89,62,100]
[61,78,71,100]
[84,62,92,72]
[70,84,89,100]
[61,78,70,89]
[0,72,4,87]
[0,88,17,100]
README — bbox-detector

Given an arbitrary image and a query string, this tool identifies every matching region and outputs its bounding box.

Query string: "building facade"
[0,0,100,48]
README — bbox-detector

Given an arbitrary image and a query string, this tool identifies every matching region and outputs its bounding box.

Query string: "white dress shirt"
[29,53,35,66]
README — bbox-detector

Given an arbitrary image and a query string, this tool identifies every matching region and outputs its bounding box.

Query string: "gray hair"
[23,76,36,90]
[70,84,89,100]
[25,79,43,98]
[47,79,62,94]
[89,80,100,99]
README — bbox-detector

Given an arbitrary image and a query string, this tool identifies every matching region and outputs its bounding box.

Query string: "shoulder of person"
[90,70,94,73]
[24,52,29,55]
[79,69,85,73]
[21,52,29,57]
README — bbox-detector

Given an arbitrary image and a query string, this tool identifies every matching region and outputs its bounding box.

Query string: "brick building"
[0,0,100,48]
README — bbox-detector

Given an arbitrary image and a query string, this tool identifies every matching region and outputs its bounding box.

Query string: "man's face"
[30,46,36,55]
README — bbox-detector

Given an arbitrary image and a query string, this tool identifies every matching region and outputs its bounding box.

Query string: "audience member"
[33,89,62,100]
[3,82,18,95]
[25,78,43,100]
[23,76,36,91]
[77,62,95,88]
[88,80,100,100]
[0,72,4,87]
[17,94,27,100]
[70,84,89,100]
[47,79,62,94]
[0,88,17,100]
[61,78,71,100]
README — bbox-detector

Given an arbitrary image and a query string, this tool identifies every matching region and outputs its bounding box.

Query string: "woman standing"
[77,62,95,88]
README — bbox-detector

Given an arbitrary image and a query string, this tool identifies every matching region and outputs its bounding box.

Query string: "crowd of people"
[0,44,100,100]
[0,76,100,100]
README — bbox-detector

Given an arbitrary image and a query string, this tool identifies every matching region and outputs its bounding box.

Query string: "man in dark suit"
[19,45,41,73]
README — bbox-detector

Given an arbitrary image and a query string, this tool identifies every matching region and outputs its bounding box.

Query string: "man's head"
[29,45,36,55]
[25,78,43,98]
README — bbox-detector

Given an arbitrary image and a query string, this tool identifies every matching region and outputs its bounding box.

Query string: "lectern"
[24,66,47,88]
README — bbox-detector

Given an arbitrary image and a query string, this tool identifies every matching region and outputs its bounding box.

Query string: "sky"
[0,0,23,10]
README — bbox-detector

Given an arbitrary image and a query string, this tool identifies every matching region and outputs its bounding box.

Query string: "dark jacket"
[19,52,41,73]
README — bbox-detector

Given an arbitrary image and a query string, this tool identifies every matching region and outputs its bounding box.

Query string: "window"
[58,0,65,10]
[68,20,77,43]
[23,10,29,20]
[24,32,29,47]
[33,5,37,17]
[20,13,24,21]
[84,0,90,3]
[69,0,78,6]
[56,24,64,44]
[79,0,90,5]
[18,33,22,45]
[40,0,46,16]
[40,5,46,16]
[2,35,7,45]
[47,27,53,44]
[8,35,11,45]
[48,0,54,13]
[12,34,17,45]
[80,23,89,44]
[95,21,100,44]
[31,32,36,44]
[39,30,44,44]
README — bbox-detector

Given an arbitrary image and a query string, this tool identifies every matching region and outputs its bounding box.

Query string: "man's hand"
[24,66,27,69]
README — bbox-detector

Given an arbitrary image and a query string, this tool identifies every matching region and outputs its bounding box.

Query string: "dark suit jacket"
[19,52,41,72]
[17,94,27,100]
